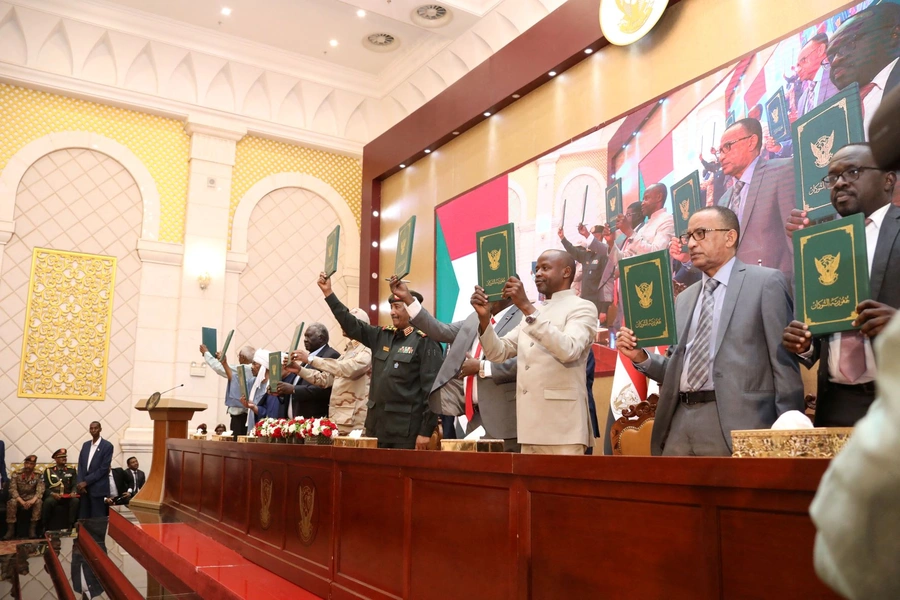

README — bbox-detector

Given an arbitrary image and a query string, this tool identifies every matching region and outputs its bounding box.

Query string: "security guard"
[42,448,79,531]
[317,272,442,449]
[558,223,609,315]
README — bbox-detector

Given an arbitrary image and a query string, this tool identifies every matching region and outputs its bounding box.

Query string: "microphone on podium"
[146,383,184,410]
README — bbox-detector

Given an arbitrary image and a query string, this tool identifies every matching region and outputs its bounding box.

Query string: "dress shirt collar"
[701,256,737,289]
[871,57,899,94]
[738,155,760,186]
[308,344,325,358]
[545,288,576,303]
[867,203,890,231]
[812,64,825,86]
[492,304,514,324]
[91,436,102,448]
[647,208,668,224]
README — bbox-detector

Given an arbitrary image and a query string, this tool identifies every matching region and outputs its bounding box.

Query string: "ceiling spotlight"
[357,9,366,17]
[584,48,593,54]
[512,94,521,99]
[221,7,232,16]
[424,149,431,154]
[372,241,379,248]
[483,112,491,117]
[370,304,377,311]
[373,210,380,217]
[549,71,557,77]
[399,164,406,168]
[330,39,339,47]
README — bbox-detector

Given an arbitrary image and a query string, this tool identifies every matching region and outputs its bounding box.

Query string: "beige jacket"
[479,289,598,446]
[302,340,372,433]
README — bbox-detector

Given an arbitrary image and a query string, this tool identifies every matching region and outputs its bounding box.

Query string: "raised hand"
[616,327,649,363]
[785,209,809,238]
[389,275,413,304]
[317,272,333,296]
[855,300,896,338]
[782,320,812,354]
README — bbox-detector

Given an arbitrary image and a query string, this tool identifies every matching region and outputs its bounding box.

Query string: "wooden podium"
[130,396,207,511]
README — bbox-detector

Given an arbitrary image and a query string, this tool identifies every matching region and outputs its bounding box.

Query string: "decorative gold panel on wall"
[229,136,362,248]
[18,248,117,400]
[0,83,190,243]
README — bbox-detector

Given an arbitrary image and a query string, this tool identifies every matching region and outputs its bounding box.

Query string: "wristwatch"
[478,361,486,379]
[525,310,540,325]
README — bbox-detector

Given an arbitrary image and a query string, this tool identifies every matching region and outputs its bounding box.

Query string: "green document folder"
[220,329,234,359]
[791,82,864,222]
[394,216,416,279]
[793,213,870,335]
[201,327,217,355]
[268,352,282,394]
[619,249,677,348]
[290,323,305,352]
[476,223,516,301]
[766,87,790,141]
[605,179,623,221]
[325,225,340,278]
[237,364,251,402]
[670,170,702,239]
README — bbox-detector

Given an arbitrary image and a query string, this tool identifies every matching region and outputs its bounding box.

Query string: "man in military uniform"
[559,223,609,315]
[42,448,79,531]
[317,272,442,449]
[4,454,43,539]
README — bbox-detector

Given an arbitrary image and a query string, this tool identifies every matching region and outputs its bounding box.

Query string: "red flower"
[323,428,332,437]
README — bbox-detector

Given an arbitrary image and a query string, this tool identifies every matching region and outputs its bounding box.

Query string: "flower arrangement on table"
[301,417,339,445]
[252,418,290,442]
[286,416,307,444]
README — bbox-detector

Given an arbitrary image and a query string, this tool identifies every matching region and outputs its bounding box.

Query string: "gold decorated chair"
[610,394,658,456]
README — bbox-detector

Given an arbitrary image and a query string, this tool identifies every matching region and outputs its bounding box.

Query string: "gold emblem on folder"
[771,107,780,124]
[399,237,408,257]
[811,131,835,168]
[679,199,690,221]
[614,0,653,34]
[487,249,502,271]
[260,472,273,530]
[636,282,654,309]
[815,253,840,286]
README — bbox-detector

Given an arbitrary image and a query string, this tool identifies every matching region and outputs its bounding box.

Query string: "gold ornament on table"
[811,131,836,168]
[636,282,654,309]
[679,199,690,221]
[815,253,840,286]
[614,0,654,33]
[259,473,273,530]
[299,482,316,544]
[487,249,502,271]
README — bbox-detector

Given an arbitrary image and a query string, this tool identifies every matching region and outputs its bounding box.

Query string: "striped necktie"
[686,278,721,390]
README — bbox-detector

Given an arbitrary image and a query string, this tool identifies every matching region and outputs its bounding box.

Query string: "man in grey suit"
[391,279,522,451]
[618,206,804,456]
[716,118,796,281]
[783,143,899,427]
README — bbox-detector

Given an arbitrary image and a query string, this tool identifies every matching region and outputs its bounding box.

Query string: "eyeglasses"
[678,228,732,245]
[821,166,884,188]
[713,136,753,157]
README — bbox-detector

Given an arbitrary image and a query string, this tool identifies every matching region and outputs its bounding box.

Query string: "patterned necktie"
[729,180,745,217]
[686,279,721,390]
[464,318,494,420]
[805,81,818,114]
[838,217,873,383]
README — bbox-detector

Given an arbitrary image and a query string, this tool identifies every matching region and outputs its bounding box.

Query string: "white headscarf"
[246,348,272,429]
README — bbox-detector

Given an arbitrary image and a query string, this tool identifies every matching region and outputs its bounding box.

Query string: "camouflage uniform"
[7,471,44,524]
[303,339,372,434]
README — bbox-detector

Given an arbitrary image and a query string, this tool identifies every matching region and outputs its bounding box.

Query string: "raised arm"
[320,272,382,349]
[309,346,371,380]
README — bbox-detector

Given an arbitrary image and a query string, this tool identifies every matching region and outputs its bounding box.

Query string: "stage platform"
[154,439,840,599]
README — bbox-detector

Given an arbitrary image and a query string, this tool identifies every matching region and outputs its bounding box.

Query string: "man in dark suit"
[119,457,144,505]
[559,223,609,315]
[393,280,522,452]
[618,206,804,456]
[716,118,796,280]
[784,143,899,426]
[827,2,900,130]
[276,323,340,418]
[76,421,114,519]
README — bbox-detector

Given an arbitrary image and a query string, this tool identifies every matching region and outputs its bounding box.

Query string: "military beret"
[51,448,67,459]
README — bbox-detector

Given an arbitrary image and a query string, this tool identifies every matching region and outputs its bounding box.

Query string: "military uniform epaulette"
[382,325,396,331]
[416,329,427,337]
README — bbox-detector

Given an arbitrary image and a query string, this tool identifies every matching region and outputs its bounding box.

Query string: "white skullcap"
[349,307,370,325]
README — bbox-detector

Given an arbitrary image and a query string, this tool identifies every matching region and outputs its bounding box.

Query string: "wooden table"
[162,440,839,599]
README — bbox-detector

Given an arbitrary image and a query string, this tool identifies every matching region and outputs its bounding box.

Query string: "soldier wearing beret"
[42,448,79,531]
[4,454,43,539]
[317,272,442,449]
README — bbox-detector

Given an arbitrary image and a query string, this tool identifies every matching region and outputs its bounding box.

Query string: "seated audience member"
[617,207,803,456]
[285,309,372,434]
[241,348,280,430]
[810,313,900,600]
[277,324,340,419]
[121,457,144,503]
[105,466,128,506]
[4,455,43,539]
[214,424,227,436]
[201,343,255,438]
[783,143,899,426]
[42,448,79,531]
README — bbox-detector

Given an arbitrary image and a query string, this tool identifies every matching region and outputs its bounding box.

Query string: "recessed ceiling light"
[372,210,379,217]
[424,149,431,154]
[370,304,377,311]
[584,48,593,54]
[399,164,406,168]
[330,39,339,47]
[221,7,232,16]
[452,131,460,135]
[549,71,557,77]
[372,241,379,248]
[512,94,521,99]
[357,9,366,17]
[483,112,491,117]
